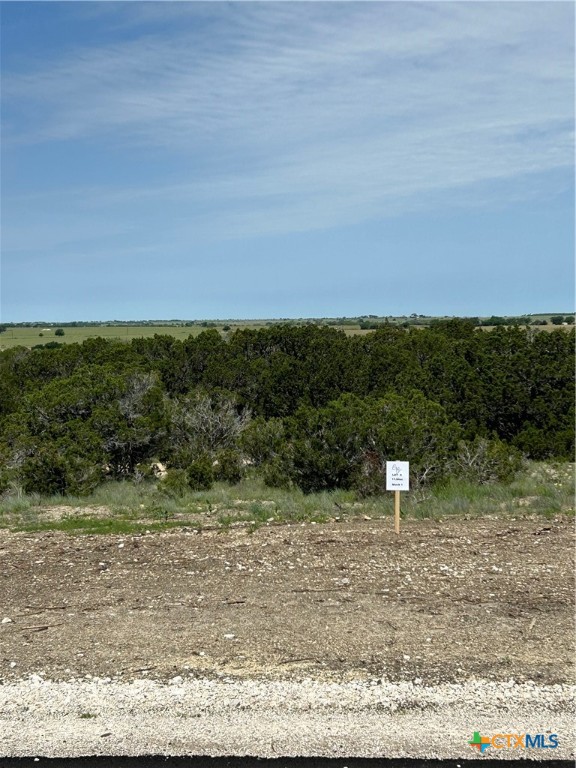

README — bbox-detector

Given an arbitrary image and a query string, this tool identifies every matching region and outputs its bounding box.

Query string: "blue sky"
[1,1,574,322]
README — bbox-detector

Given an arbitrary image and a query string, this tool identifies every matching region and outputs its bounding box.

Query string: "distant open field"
[0,315,572,350]
[0,324,210,350]
[0,322,359,349]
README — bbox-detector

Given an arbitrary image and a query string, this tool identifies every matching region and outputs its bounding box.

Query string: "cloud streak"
[2,2,574,253]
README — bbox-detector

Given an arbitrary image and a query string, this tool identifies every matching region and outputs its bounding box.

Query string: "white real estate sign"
[386,461,410,491]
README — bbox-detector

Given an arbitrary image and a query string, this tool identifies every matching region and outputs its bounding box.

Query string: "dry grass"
[0,461,572,535]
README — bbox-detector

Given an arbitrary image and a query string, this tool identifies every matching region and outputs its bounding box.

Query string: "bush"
[62,455,103,495]
[0,468,12,497]
[449,437,524,484]
[214,449,244,484]
[284,392,461,494]
[55,328,65,337]
[167,391,250,460]
[513,424,574,461]
[169,446,196,469]
[158,468,189,498]
[352,451,387,497]
[187,456,214,491]
[13,430,104,496]
[20,449,68,495]
[240,417,285,466]
[262,457,293,489]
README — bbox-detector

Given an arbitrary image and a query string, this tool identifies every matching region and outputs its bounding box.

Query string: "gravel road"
[1,676,574,759]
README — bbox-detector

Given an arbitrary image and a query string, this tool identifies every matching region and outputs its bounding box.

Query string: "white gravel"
[0,676,574,759]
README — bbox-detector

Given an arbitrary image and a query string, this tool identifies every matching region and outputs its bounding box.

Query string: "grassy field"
[0,324,216,350]
[0,461,572,535]
[0,315,572,350]
[0,322,374,349]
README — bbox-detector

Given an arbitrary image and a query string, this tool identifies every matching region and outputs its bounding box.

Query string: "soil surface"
[0,516,573,686]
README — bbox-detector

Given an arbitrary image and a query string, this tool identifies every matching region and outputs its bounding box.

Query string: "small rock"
[1,617,12,624]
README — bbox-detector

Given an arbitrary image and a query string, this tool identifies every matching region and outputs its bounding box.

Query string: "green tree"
[2,366,166,493]
[281,391,460,494]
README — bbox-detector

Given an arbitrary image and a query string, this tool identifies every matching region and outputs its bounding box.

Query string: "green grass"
[2,315,572,350]
[418,462,574,519]
[0,462,573,534]
[0,322,366,350]
[0,325,213,350]
[16,517,192,535]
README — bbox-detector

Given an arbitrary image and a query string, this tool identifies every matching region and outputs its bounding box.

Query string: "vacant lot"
[0,515,573,686]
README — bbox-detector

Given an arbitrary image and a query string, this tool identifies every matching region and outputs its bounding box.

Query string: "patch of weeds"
[531,483,558,499]
[247,521,261,534]
[217,514,234,529]
[17,517,142,535]
[148,501,173,522]
[308,512,330,523]
[78,713,97,719]
[0,493,38,520]
[15,516,198,536]
[249,501,274,522]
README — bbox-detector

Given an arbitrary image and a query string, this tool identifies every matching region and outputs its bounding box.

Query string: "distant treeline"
[359,315,574,329]
[1,313,573,332]
[0,320,573,497]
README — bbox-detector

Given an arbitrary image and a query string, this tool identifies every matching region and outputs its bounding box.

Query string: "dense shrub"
[19,448,102,496]
[0,325,572,495]
[262,456,294,489]
[240,416,285,466]
[187,456,214,491]
[449,437,524,484]
[281,391,461,494]
[214,449,244,484]
[158,468,190,498]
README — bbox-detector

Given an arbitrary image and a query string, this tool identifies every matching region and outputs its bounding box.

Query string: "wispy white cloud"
[2,1,574,249]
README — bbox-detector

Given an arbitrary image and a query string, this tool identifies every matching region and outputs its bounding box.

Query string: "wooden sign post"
[386,461,410,534]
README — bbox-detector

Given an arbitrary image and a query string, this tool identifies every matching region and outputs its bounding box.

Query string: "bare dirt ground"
[0,516,573,686]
